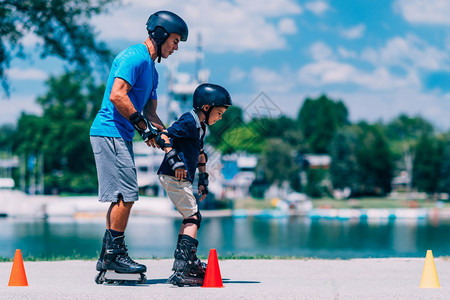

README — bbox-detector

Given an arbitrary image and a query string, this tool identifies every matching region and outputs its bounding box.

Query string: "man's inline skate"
[168,234,207,286]
[95,231,147,284]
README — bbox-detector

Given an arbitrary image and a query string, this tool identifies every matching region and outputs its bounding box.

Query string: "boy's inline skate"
[168,234,207,287]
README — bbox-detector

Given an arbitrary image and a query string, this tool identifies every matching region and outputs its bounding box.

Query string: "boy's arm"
[157,131,187,180]
[197,150,209,201]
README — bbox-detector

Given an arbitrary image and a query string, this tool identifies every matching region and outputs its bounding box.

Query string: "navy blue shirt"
[158,110,205,183]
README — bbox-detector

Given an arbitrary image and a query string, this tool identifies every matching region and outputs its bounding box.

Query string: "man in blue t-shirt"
[90,11,188,279]
[156,83,232,286]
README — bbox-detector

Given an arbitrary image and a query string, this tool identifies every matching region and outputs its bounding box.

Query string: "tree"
[355,123,394,195]
[259,138,299,187]
[0,0,117,94]
[297,94,349,153]
[438,132,450,194]
[207,106,244,148]
[0,124,16,149]
[385,114,434,141]
[13,71,104,193]
[413,133,443,194]
[329,126,359,190]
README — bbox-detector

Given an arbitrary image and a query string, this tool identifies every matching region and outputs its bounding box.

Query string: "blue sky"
[2,0,450,130]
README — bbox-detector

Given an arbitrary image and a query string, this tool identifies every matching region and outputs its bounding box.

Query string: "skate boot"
[96,230,110,272]
[168,235,207,287]
[95,233,147,284]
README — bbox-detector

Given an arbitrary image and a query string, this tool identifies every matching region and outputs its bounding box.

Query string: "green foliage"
[305,168,330,198]
[298,94,349,153]
[13,71,103,193]
[207,106,244,147]
[0,124,16,148]
[329,126,359,190]
[354,122,394,195]
[258,138,299,187]
[413,133,443,194]
[438,132,450,194]
[329,123,394,196]
[0,0,117,94]
[385,114,434,141]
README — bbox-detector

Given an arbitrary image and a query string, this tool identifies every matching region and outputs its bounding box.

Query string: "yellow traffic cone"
[419,250,440,288]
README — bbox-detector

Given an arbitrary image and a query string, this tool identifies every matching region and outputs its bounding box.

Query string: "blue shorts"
[90,136,139,202]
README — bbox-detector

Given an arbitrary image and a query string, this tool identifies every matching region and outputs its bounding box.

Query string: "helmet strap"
[150,27,168,63]
[202,106,212,125]
[157,45,162,63]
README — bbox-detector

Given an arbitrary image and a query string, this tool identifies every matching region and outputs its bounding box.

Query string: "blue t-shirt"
[158,110,206,183]
[90,44,158,141]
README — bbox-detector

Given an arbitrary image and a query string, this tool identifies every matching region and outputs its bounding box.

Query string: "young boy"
[156,83,232,286]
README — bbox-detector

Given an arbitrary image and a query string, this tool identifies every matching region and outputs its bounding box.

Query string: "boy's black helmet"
[193,83,232,109]
[146,11,188,42]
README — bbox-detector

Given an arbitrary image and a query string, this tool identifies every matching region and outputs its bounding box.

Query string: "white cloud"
[361,35,450,71]
[305,1,329,16]
[297,60,420,90]
[337,47,357,59]
[228,67,247,83]
[310,42,334,61]
[278,18,298,34]
[394,0,450,25]
[0,95,42,125]
[91,0,303,57]
[337,89,450,130]
[250,66,296,93]
[7,68,48,80]
[234,0,302,16]
[340,24,366,39]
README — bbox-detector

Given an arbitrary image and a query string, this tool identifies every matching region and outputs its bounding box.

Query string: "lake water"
[1,216,449,260]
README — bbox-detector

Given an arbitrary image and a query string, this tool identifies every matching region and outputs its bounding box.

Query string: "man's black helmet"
[193,83,232,109]
[146,11,188,42]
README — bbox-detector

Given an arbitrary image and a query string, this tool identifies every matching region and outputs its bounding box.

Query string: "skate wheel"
[139,273,147,284]
[95,271,106,284]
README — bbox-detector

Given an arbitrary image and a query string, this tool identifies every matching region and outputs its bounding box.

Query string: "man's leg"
[107,198,134,231]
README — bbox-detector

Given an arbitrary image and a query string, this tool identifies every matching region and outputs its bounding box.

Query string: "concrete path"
[1,258,449,299]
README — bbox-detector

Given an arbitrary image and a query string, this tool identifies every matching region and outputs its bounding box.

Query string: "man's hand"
[129,112,159,147]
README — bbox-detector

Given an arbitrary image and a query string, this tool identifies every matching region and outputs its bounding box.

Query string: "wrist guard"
[155,132,173,149]
[166,149,185,171]
[197,149,208,167]
[129,112,158,142]
[198,172,209,195]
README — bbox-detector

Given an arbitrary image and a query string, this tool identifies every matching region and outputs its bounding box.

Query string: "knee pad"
[182,211,202,229]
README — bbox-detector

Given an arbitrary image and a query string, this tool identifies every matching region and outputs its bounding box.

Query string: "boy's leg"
[169,233,206,286]
[159,175,206,286]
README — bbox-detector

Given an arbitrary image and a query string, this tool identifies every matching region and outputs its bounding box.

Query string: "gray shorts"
[90,136,139,202]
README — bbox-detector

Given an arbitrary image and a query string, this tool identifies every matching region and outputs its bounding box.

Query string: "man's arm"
[143,98,165,131]
[110,78,159,147]
[109,77,136,118]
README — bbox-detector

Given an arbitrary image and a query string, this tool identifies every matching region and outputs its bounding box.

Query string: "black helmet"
[146,11,188,63]
[193,83,232,109]
[146,11,188,42]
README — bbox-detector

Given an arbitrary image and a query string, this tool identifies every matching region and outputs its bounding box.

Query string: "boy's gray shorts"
[90,136,139,202]
[159,175,198,218]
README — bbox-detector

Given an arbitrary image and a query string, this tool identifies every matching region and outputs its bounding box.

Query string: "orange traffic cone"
[8,249,28,286]
[202,249,224,288]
